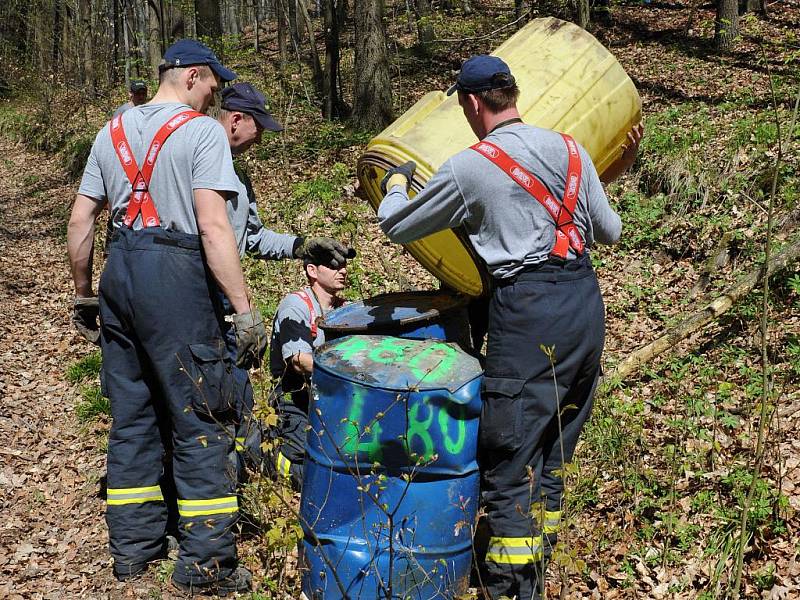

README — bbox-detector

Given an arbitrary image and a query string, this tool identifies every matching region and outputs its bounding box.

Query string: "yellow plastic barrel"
[357,17,642,297]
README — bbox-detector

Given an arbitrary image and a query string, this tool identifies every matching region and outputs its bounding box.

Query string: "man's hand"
[380,161,417,194]
[599,122,644,185]
[232,307,267,369]
[73,297,100,345]
[295,237,356,268]
[619,123,644,172]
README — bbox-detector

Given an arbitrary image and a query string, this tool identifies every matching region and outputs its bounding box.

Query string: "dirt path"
[0,138,132,599]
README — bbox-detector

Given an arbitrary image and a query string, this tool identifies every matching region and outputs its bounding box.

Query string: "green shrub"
[75,384,111,423]
[66,350,102,383]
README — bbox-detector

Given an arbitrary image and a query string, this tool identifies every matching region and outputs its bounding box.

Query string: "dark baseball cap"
[160,39,237,82]
[221,82,283,132]
[446,55,516,96]
[129,80,147,93]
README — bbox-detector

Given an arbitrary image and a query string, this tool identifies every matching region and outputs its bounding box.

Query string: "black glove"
[380,161,417,194]
[232,308,267,369]
[294,237,356,269]
[73,297,100,345]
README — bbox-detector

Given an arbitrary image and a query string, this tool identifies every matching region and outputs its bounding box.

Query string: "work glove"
[294,237,356,269]
[380,161,417,194]
[232,308,267,369]
[72,297,101,345]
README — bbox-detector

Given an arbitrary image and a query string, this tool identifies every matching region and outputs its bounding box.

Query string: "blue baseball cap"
[446,55,515,96]
[221,83,283,132]
[161,39,237,82]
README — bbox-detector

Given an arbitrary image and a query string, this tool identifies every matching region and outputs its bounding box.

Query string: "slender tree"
[352,0,392,129]
[322,0,347,119]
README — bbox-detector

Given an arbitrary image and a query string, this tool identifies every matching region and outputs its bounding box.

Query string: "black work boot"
[171,566,252,597]
[113,543,169,582]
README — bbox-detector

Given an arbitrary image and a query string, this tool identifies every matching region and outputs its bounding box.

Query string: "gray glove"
[295,237,356,269]
[232,308,267,369]
[73,297,100,345]
[380,161,417,194]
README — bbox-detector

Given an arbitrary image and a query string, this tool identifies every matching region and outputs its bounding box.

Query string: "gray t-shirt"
[269,288,327,381]
[79,103,239,234]
[228,168,298,259]
[377,124,622,279]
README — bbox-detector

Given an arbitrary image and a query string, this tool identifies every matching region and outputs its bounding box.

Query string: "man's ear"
[305,263,317,280]
[468,93,481,115]
[185,66,201,89]
[230,112,243,132]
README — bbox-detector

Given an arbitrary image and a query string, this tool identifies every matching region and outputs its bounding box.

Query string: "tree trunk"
[574,0,590,29]
[352,0,392,130]
[133,0,149,77]
[298,0,324,97]
[322,0,347,119]
[196,0,222,37]
[714,0,739,51]
[288,0,301,46]
[414,0,435,46]
[123,0,131,86]
[277,0,288,65]
[52,0,63,74]
[78,0,96,96]
[254,0,260,51]
[739,0,767,15]
[147,0,162,77]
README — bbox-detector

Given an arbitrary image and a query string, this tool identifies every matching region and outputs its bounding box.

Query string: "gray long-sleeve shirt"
[377,124,621,279]
[228,167,299,260]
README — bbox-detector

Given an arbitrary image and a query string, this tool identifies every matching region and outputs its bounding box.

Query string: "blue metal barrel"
[319,290,470,349]
[300,335,483,599]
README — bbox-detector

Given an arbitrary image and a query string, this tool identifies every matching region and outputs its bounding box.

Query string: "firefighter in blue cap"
[214,81,355,478]
[67,39,257,594]
[377,55,641,599]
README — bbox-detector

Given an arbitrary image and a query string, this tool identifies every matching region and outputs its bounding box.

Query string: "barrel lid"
[320,290,467,333]
[315,335,482,393]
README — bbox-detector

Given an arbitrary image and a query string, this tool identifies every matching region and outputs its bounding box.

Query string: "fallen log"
[607,237,800,382]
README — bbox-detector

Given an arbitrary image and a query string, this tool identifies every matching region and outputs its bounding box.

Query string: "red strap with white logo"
[109,110,203,228]
[292,290,318,339]
[291,289,345,339]
[470,133,584,259]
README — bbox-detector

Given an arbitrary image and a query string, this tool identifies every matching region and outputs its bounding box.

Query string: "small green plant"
[66,350,102,383]
[292,162,350,206]
[75,384,111,423]
[154,559,175,584]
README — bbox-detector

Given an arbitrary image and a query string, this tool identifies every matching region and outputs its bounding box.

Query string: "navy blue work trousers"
[99,227,243,585]
[479,254,604,600]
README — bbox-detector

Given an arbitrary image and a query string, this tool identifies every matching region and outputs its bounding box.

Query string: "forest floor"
[1,0,800,598]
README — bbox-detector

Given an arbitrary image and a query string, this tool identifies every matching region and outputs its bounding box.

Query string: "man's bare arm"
[67,194,104,297]
[194,188,251,314]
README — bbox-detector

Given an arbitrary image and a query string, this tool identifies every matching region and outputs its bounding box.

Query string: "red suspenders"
[109,110,203,228]
[470,133,585,260]
[291,290,345,339]
[292,290,319,338]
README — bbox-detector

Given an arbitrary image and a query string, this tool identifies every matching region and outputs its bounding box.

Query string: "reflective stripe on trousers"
[177,496,238,517]
[107,485,164,506]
